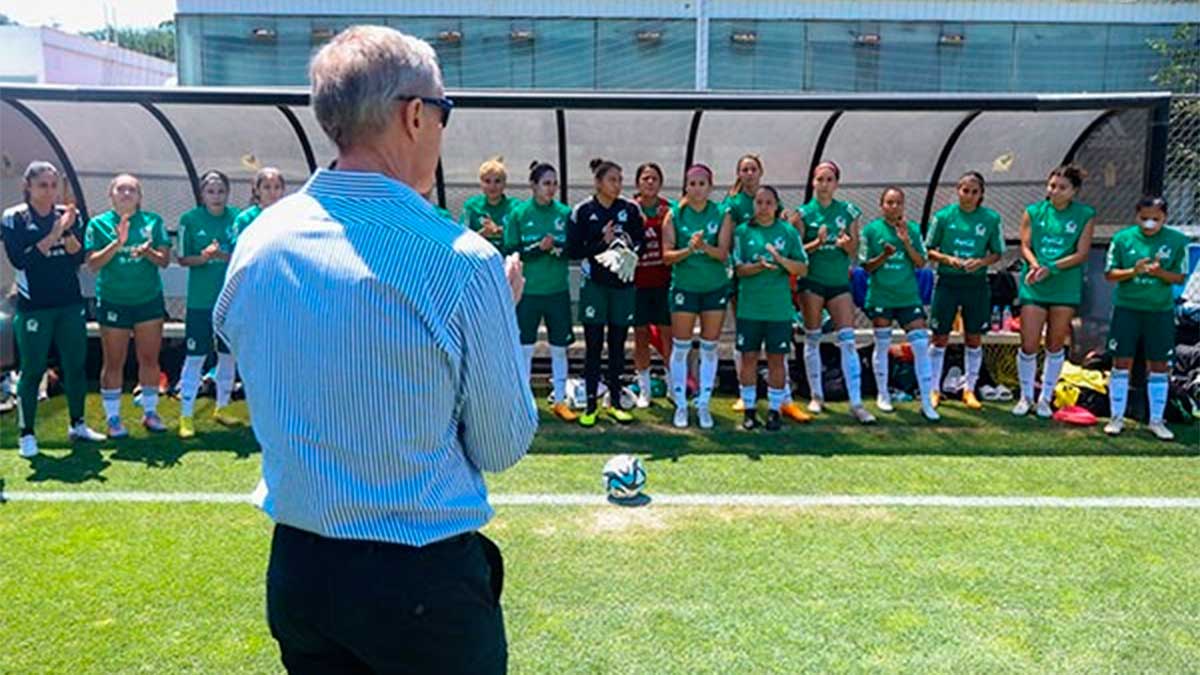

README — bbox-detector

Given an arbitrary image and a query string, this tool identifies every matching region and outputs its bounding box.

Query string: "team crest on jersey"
[1065,221,1078,234]
[774,237,787,250]
[1156,245,1171,261]
[617,210,628,223]
[107,311,118,322]
[675,292,685,306]
[835,217,846,228]
[736,334,744,347]
[554,219,564,231]
[187,338,197,350]
[25,318,39,333]
[706,222,719,235]
[585,306,596,319]
[975,223,986,237]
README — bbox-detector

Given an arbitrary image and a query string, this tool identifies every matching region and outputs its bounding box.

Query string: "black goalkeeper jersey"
[566,195,644,288]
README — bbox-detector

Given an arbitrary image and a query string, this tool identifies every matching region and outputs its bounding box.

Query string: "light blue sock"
[1109,369,1130,420]
[740,385,757,411]
[1148,372,1169,423]
[767,387,787,412]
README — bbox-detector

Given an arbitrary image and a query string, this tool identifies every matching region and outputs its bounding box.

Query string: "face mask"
[1141,219,1159,232]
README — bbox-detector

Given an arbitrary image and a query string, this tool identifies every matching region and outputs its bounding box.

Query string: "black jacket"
[2,203,84,311]
[566,195,644,288]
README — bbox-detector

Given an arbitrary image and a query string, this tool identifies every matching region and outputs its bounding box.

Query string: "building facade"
[0,26,175,85]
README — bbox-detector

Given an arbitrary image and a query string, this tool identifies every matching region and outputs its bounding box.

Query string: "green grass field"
[2,394,1198,673]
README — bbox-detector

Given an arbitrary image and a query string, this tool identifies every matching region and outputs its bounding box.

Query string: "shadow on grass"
[24,446,112,484]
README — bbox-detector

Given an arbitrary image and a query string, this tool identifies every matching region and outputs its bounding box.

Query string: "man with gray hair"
[215,25,537,673]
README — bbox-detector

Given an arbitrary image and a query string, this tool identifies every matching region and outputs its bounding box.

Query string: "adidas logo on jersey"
[590,214,599,221]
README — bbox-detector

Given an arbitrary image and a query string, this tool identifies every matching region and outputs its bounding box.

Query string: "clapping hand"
[882,242,897,257]
[504,253,525,304]
[480,216,502,238]
[1025,265,1049,285]
[689,231,704,252]
[116,214,131,247]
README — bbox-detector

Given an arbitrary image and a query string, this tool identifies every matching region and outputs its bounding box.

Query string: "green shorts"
[185,308,230,356]
[736,318,793,355]
[930,277,991,336]
[578,278,636,327]
[1108,306,1176,362]
[517,291,574,346]
[865,305,926,326]
[670,285,729,314]
[801,279,851,301]
[634,286,671,327]
[96,295,166,329]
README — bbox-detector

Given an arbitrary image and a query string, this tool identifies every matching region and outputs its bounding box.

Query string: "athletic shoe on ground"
[851,406,877,425]
[962,391,983,410]
[765,410,782,432]
[731,398,745,412]
[1103,417,1124,436]
[579,410,598,428]
[807,398,824,414]
[68,422,106,442]
[19,434,38,458]
[673,405,689,429]
[697,405,714,429]
[1011,398,1032,416]
[930,390,941,408]
[1147,421,1175,441]
[995,385,1014,402]
[742,409,759,430]
[142,412,167,433]
[875,394,895,413]
[212,407,242,426]
[1036,400,1053,419]
[779,402,813,423]
[107,416,129,439]
[635,390,651,409]
[551,401,578,423]
[921,405,941,422]
[179,416,195,439]
[980,385,999,401]
[606,407,634,425]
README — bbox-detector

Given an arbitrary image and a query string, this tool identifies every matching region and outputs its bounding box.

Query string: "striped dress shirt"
[214,169,538,546]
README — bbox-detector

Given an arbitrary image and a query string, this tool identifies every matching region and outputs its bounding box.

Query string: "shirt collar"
[304,168,423,201]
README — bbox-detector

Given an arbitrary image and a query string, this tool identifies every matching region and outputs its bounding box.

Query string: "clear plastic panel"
[439,108,559,215]
[288,105,339,170]
[564,110,694,206]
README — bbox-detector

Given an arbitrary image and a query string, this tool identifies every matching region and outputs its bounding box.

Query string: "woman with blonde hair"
[460,156,517,250]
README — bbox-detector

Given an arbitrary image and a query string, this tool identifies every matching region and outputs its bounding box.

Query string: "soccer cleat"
[578,410,598,428]
[930,390,941,408]
[807,398,824,414]
[673,405,689,428]
[765,410,782,432]
[142,412,167,433]
[1103,417,1124,436]
[962,390,983,410]
[605,407,634,425]
[875,394,895,414]
[68,422,106,442]
[921,405,941,422]
[179,416,196,439]
[697,405,714,430]
[1147,421,1175,442]
[851,406,877,425]
[635,390,651,409]
[19,434,39,458]
[779,402,813,423]
[731,398,746,412]
[212,407,243,426]
[1011,398,1032,417]
[552,401,578,423]
[1035,400,1053,419]
[107,416,129,439]
[742,409,759,431]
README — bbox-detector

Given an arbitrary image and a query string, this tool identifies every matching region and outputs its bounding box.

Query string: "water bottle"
[1001,306,1013,331]
[991,305,1002,332]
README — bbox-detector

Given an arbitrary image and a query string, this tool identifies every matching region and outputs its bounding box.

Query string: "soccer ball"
[602,454,647,500]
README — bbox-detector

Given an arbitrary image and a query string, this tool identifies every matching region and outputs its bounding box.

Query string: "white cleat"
[19,434,39,458]
[1036,400,1053,419]
[1103,417,1124,436]
[673,405,689,429]
[1147,421,1175,442]
[697,405,714,430]
[1011,398,1033,417]
[875,394,895,413]
[635,390,651,409]
[851,405,877,425]
[807,398,824,414]
[68,422,107,442]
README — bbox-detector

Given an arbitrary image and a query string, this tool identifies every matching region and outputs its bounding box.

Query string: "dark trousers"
[583,322,630,411]
[267,524,507,674]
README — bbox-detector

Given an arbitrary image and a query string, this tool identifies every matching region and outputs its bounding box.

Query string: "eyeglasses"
[398,96,454,127]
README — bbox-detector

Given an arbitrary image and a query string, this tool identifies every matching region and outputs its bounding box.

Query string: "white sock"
[767,387,786,412]
[101,388,121,419]
[838,328,862,408]
[964,346,983,393]
[1148,372,1169,423]
[698,340,719,407]
[872,328,892,398]
[908,329,933,409]
[732,348,743,381]
[551,346,569,403]
[740,384,757,410]
[522,344,535,385]
[215,353,236,408]
[782,359,793,403]
[1109,368,1130,420]
[1039,349,1065,405]
[179,355,205,417]
[804,330,823,402]
[929,345,947,394]
[1017,350,1037,401]
[637,368,652,398]
[141,390,158,415]
[670,338,691,407]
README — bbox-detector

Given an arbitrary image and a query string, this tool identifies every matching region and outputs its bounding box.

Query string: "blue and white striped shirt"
[214,169,538,546]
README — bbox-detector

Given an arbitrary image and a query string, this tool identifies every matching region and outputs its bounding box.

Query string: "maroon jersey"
[634,196,671,289]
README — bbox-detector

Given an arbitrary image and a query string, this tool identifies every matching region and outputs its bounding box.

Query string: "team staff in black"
[567,158,645,427]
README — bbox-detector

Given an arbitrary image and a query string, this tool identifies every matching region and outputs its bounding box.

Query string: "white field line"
[2,491,1200,509]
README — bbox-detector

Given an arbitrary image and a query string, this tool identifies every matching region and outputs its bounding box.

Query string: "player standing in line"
[460,156,517,251]
[231,167,286,240]
[631,162,674,409]
[1103,196,1188,441]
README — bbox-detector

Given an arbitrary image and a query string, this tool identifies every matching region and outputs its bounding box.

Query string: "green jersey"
[503,198,572,295]
[460,193,517,249]
[798,198,862,288]
[1105,225,1190,312]
[1019,200,1096,305]
[721,191,755,228]
[670,201,729,293]
[925,204,1004,278]
[84,210,170,305]
[231,204,262,243]
[733,219,807,322]
[180,205,239,309]
[859,218,926,309]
